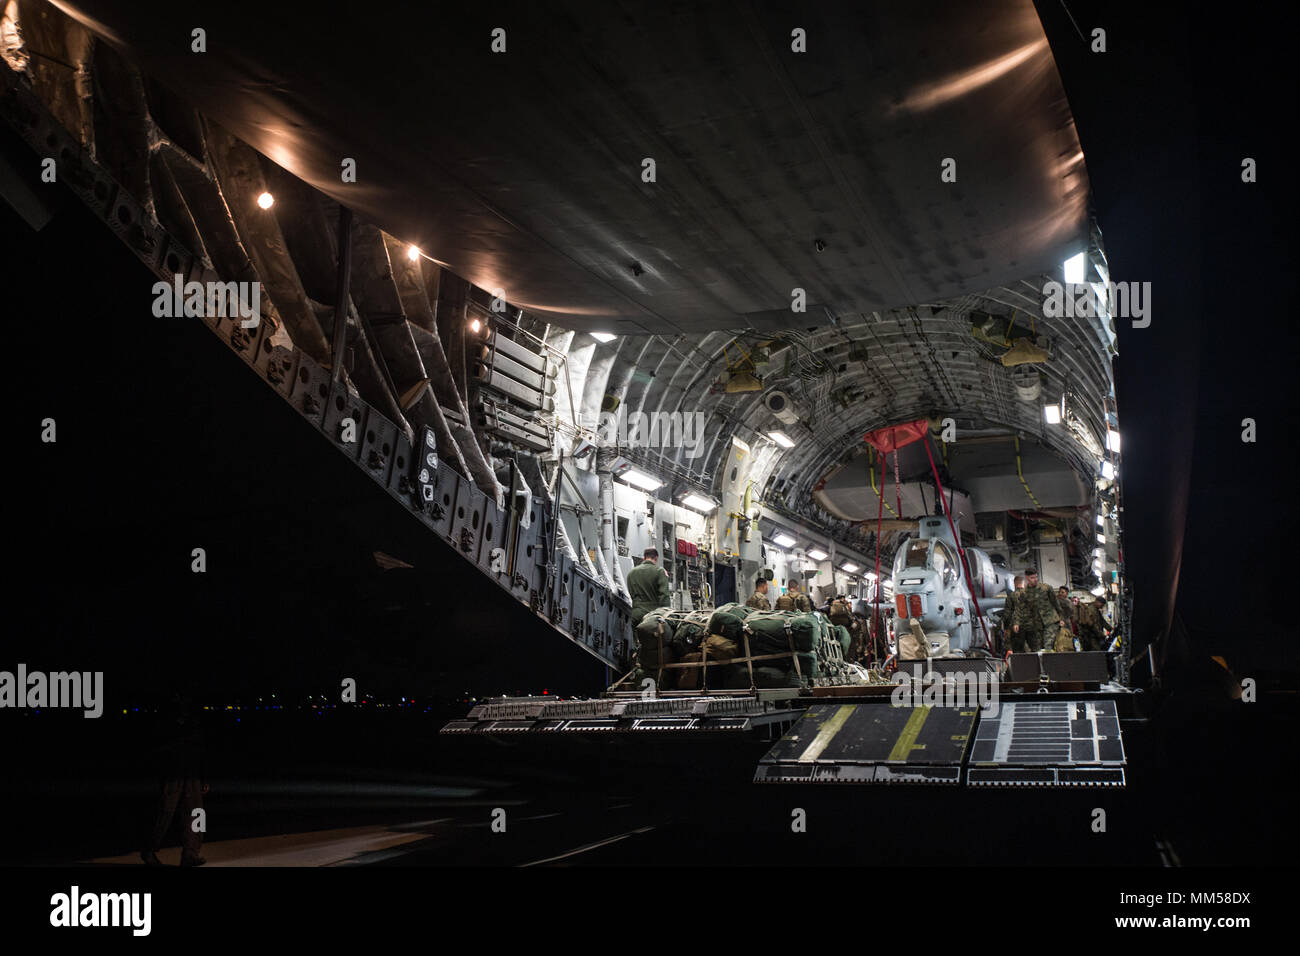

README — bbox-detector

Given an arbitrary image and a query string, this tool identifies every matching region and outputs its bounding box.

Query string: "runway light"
[1043,403,1061,424]
[1101,460,1116,480]
[256,192,275,209]
[841,562,860,573]
[1106,430,1121,453]
[768,430,796,448]
[1064,251,1086,284]
[620,468,663,491]
[591,332,617,343]
[407,244,421,262]
[807,548,828,561]
[681,493,715,512]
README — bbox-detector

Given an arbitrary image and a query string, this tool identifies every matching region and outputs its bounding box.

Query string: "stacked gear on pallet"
[632,604,869,691]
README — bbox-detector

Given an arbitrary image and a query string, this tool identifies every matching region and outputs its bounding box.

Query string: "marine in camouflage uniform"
[1077,597,1109,652]
[773,593,796,611]
[788,585,813,613]
[1011,569,1062,652]
[746,577,771,611]
[1002,577,1024,652]
[1057,587,1078,632]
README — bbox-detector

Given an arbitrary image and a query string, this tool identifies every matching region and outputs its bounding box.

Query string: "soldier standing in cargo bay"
[1011,568,1062,651]
[1077,596,1109,652]
[746,576,772,610]
[627,548,672,627]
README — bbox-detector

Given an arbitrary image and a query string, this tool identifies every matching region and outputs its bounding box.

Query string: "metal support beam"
[330,205,353,384]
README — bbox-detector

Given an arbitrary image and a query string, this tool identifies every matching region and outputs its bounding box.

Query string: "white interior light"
[681,493,715,512]
[865,571,878,580]
[1091,585,1106,597]
[590,332,617,343]
[1043,403,1061,424]
[1101,460,1116,480]
[470,318,481,334]
[620,469,663,491]
[773,532,797,548]
[768,430,795,448]
[807,548,828,561]
[841,562,860,573]
[1096,513,1105,526]
[1064,251,1086,284]
[256,192,275,209]
[407,245,421,262]
[1097,532,1106,544]
[1106,430,1121,453]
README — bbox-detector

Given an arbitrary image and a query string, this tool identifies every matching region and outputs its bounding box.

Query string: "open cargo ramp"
[965,700,1127,788]
[754,704,979,785]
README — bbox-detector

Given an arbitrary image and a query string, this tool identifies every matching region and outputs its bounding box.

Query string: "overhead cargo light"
[807,548,829,561]
[406,244,421,262]
[1106,430,1121,453]
[1064,251,1086,284]
[470,318,481,334]
[1096,513,1105,526]
[256,192,275,209]
[1043,403,1061,424]
[767,430,796,448]
[591,332,617,343]
[1101,460,1116,480]
[841,562,860,573]
[1091,585,1107,597]
[619,469,663,492]
[864,571,878,580]
[680,493,716,513]
[773,532,797,548]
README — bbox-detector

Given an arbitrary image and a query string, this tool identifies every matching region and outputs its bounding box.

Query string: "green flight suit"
[627,560,672,626]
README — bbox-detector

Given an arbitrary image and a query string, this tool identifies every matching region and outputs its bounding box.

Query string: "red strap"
[921,439,992,653]
[872,450,885,669]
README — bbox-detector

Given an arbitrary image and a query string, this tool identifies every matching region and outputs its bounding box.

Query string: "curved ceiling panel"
[55,0,1088,333]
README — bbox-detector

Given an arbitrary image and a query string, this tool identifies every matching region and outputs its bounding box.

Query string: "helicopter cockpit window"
[932,541,958,587]
[895,539,931,577]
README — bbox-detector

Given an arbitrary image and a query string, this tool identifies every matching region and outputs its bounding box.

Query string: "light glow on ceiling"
[620,469,663,491]
[773,533,797,548]
[1064,251,1086,284]
[768,431,795,448]
[807,548,828,561]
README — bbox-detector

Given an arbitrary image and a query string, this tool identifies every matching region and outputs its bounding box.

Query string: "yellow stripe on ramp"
[888,706,931,761]
[797,705,855,763]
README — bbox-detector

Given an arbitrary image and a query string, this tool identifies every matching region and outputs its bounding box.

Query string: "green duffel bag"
[742,610,820,654]
[708,602,755,641]
[752,666,805,689]
[834,624,852,658]
[719,663,753,689]
[635,614,678,668]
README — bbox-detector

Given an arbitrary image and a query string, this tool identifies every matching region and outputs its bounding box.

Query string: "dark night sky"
[5,1,1297,704]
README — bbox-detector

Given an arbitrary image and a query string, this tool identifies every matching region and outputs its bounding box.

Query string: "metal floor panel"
[965,699,1126,788]
[755,704,977,785]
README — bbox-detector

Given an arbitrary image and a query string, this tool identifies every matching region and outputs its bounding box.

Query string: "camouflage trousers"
[1078,629,1105,653]
[1010,628,1046,654]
